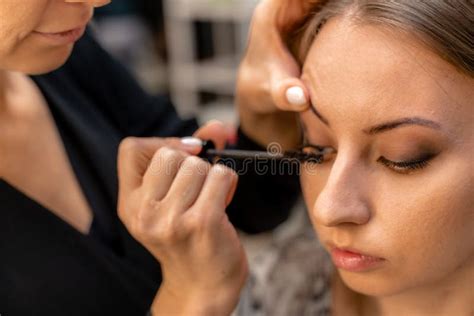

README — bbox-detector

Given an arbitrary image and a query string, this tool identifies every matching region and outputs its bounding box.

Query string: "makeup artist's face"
[300,17,474,296]
[0,0,109,74]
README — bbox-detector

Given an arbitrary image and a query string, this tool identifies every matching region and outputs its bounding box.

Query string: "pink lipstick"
[330,248,385,272]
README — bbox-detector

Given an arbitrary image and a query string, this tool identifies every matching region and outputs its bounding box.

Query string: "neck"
[0,70,8,108]
[0,69,22,176]
[360,258,474,316]
[0,70,30,114]
[0,70,8,177]
[0,70,20,112]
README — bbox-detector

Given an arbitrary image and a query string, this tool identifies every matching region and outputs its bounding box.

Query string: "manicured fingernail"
[286,86,307,106]
[206,119,224,125]
[181,137,203,147]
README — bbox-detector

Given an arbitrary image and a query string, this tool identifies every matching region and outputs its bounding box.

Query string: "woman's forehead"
[304,17,457,88]
[300,17,473,132]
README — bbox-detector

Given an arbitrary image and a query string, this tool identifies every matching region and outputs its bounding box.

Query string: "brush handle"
[199,140,323,163]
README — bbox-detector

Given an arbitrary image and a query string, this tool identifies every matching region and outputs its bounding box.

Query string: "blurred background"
[93,0,259,124]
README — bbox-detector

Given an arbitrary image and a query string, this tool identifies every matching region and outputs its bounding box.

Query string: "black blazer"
[0,32,299,315]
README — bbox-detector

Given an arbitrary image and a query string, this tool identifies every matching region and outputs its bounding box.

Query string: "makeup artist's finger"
[193,120,228,150]
[65,0,111,7]
[164,156,211,212]
[192,165,238,223]
[225,169,238,207]
[118,137,202,195]
[271,78,310,112]
[142,147,189,202]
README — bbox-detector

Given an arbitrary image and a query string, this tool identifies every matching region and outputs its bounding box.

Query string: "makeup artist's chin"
[10,25,87,75]
[24,48,73,75]
[18,41,76,75]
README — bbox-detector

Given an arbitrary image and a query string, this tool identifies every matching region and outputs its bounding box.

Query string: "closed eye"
[377,154,435,174]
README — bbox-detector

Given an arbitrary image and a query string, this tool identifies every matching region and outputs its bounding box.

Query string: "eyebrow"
[309,104,441,134]
[364,117,442,134]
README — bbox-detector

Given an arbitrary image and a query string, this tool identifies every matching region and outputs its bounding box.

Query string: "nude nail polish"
[286,86,307,106]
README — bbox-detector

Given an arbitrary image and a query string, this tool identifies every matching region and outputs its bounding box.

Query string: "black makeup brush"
[199,140,325,164]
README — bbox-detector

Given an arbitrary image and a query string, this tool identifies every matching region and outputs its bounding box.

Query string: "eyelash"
[301,142,435,174]
[377,155,434,174]
[300,142,335,163]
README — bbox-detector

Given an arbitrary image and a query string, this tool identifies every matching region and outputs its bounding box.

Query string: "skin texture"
[0,1,110,233]
[0,1,109,74]
[299,16,474,315]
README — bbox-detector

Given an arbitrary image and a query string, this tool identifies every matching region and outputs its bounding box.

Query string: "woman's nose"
[311,156,372,227]
[64,0,111,8]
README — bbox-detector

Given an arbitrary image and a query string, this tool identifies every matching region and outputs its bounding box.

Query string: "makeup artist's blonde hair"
[290,0,474,77]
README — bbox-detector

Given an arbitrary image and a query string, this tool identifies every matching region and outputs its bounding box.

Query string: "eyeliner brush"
[199,140,324,163]
[205,148,294,160]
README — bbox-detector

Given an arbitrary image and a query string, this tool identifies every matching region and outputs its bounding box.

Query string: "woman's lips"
[330,247,385,272]
[33,26,86,45]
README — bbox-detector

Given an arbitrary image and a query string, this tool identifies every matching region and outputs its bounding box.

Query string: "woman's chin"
[337,269,406,298]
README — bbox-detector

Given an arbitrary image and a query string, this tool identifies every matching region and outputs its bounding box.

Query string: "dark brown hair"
[290,0,474,77]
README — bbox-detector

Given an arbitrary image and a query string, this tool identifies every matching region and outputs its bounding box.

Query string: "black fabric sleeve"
[65,29,198,138]
[224,129,301,234]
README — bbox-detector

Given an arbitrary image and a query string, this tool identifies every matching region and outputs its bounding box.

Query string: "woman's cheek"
[374,158,473,290]
[300,163,331,222]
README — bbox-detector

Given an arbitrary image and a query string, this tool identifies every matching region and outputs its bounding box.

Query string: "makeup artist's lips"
[330,247,385,272]
[33,26,86,46]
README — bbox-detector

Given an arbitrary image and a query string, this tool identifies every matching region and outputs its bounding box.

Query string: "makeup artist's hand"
[117,121,247,316]
[237,0,317,149]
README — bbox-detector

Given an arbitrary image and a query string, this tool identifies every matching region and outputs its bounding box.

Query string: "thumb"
[269,54,310,112]
[193,120,228,150]
[272,78,310,112]
[268,36,310,112]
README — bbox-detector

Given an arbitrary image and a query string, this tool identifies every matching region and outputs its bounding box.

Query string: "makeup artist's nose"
[64,0,111,8]
[311,156,372,227]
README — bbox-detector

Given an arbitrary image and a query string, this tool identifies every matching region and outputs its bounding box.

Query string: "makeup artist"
[0,0,314,315]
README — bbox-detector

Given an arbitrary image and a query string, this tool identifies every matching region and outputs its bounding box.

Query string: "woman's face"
[0,0,109,74]
[300,17,474,296]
